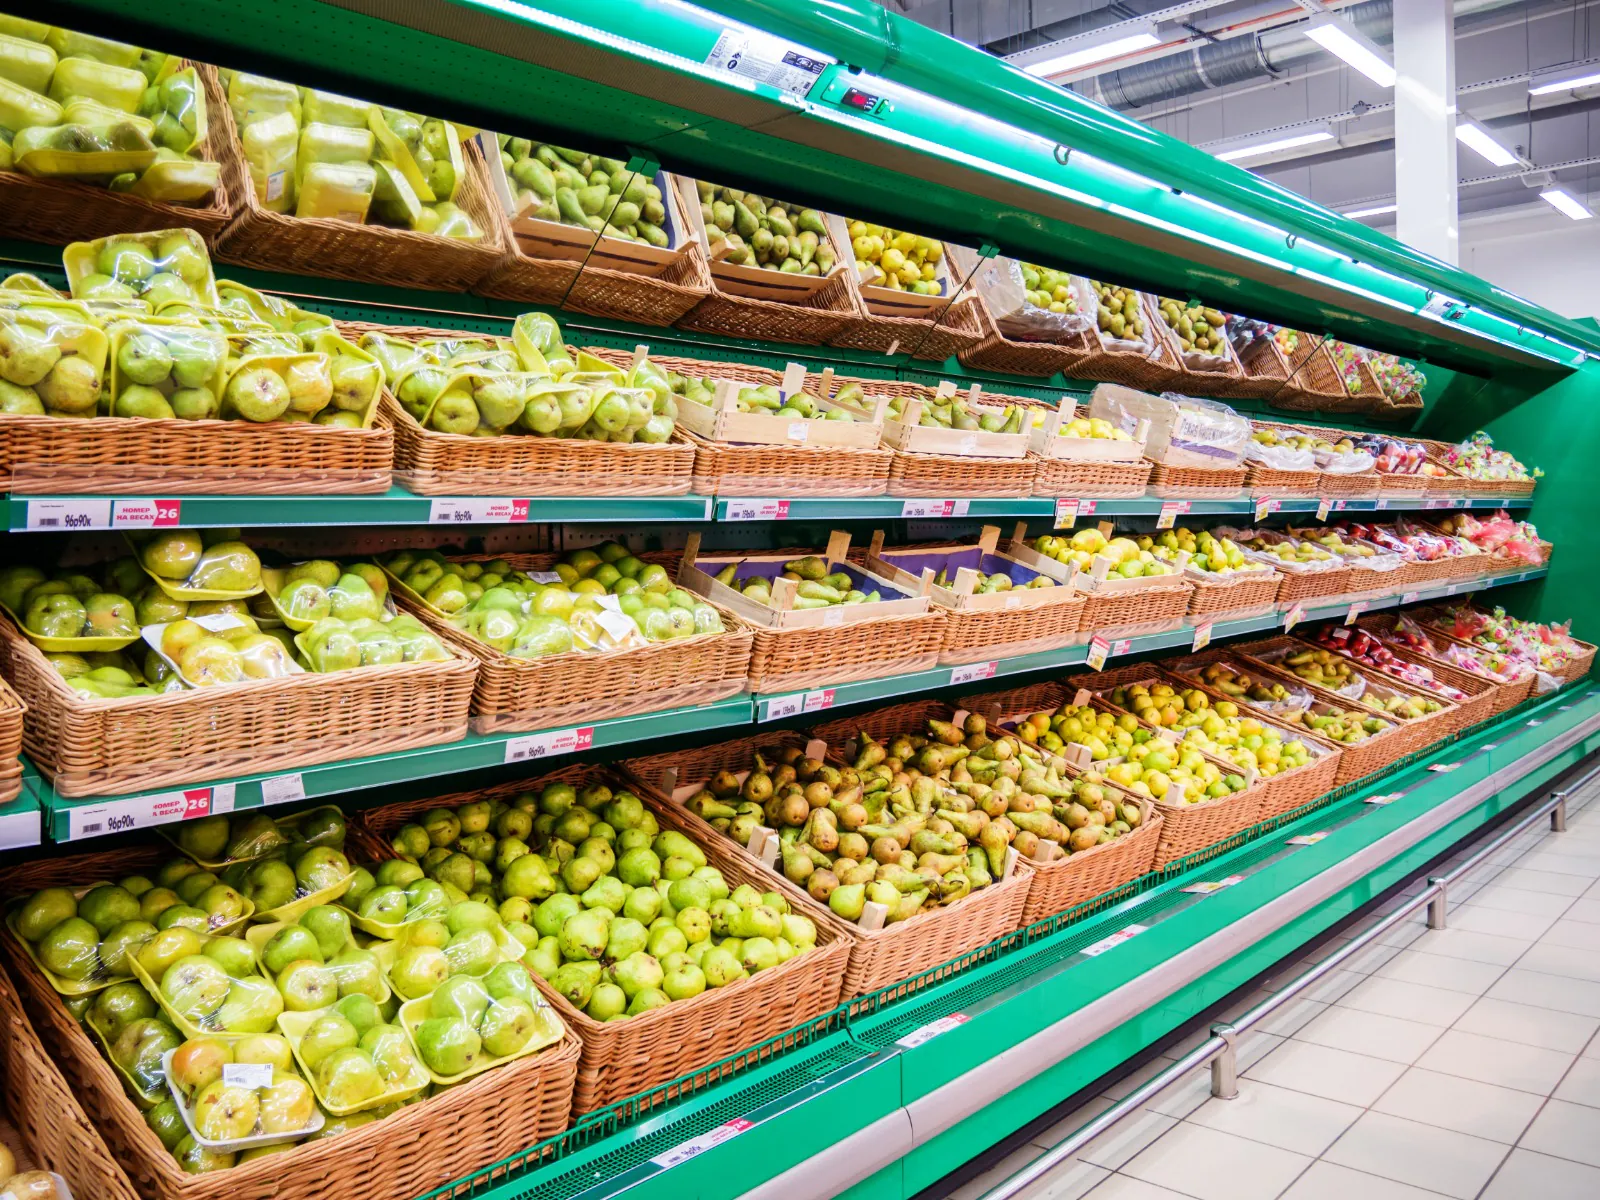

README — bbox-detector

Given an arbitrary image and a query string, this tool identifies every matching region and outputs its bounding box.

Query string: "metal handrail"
[977,765,1597,1200]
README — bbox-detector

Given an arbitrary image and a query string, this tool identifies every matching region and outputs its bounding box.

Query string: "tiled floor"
[940,773,1600,1200]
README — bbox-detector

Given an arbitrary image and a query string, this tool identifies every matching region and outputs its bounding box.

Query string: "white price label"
[1375,498,1389,510]
[723,499,790,522]
[704,27,832,96]
[1428,762,1461,772]
[1316,497,1332,521]
[1156,501,1188,530]
[1081,924,1148,957]
[266,170,285,201]
[1283,603,1305,632]
[1182,875,1244,895]
[899,499,969,518]
[1365,793,1402,806]
[1479,744,1497,752]
[0,809,38,850]
[786,421,809,442]
[504,726,595,764]
[821,608,845,627]
[1254,496,1279,522]
[1086,635,1110,671]
[1053,498,1079,529]
[762,694,804,722]
[1345,601,1366,626]
[68,784,237,841]
[949,661,997,685]
[1422,292,1462,319]
[1426,498,1452,510]
[802,688,836,713]
[223,1062,274,1089]
[427,498,530,524]
[528,571,564,584]
[595,609,638,641]
[1191,622,1213,652]
[191,612,250,634]
[956,435,979,454]
[650,1117,755,1169]
[1286,831,1329,846]
[259,773,305,807]
[25,498,110,530]
[1401,591,1420,605]
[895,1013,969,1048]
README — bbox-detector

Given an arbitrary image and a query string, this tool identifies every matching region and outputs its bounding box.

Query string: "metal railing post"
[1426,878,1448,929]
[1552,791,1569,832]
[1209,1025,1238,1099]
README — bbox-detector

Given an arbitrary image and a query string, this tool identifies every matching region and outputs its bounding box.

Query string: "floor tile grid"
[939,770,1600,1200]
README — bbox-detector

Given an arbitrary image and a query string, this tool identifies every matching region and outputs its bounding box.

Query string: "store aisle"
[942,774,1600,1200]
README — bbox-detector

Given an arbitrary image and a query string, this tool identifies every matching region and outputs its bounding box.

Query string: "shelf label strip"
[428,498,530,524]
[895,1013,970,1048]
[1081,924,1148,957]
[67,783,236,841]
[505,726,595,764]
[650,1116,755,1169]
[25,498,181,530]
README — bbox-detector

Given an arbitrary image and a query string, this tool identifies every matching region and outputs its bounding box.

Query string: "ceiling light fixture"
[1302,15,1397,88]
[1529,60,1600,96]
[1539,188,1595,220]
[1014,23,1161,77]
[1455,122,1520,167]
[1213,127,1336,163]
[1344,203,1398,219]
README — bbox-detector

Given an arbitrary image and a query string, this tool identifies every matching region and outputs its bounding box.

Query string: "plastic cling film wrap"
[220,350,340,425]
[0,304,108,419]
[1243,438,1315,472]
[276,1007,429,1115]
[106,318,227,420]
[1251,643,1370,702]
[162,803,348,869]
[1090,386,1247,468]
[1213,526,1346,575]
[971,255,1092,343]
[63,226,219,307]
[161,1044,323,1151]
[398,969,565,1084]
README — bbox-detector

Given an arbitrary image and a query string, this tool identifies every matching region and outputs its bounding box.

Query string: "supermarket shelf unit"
[23,566,1548,846]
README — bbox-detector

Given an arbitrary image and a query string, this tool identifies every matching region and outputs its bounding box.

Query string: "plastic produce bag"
[301,87,373,129]
[969,254,1092,343]
[48,55,147,113]
[47,28,140,69]
[1253,643,1370,702]
[241,108,297,211]
[0,33,59,93]
[298,121,375,180]
[64,227,219,307]
[1212,526,1345,574]
[1091,386,1249,467]
[107,318,227,420]
[0,304,108,418]
[219,351,337,424]
[296,160,377,223]
[402,964,562,1082]
[227,71,300,131]
[1242,436,1314,472]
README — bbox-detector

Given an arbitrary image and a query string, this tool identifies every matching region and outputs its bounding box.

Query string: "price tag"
[1053,498,1079,529]
[109,498,183,528]
[1428,762,1460,772]
[1401,591,1420,606]
[802,688,836,713]
[723,499,790,522]
[1422,292,1463,319]
[899,499,968,518]
[67,784,237,841]
[25,498,110,530]
[956,435,979,454]
[259,773,305,807]
[1191,622,1213,652]
[1287,831,1329,846]
[650,1117,755,1169]
[1316,497,1332,521]
[1254,496,1279,522]
[950,661,997,685]
[0,809,38,850]
[785,421,809,442]
[427,498,530,524]
[821,609,845,627]
[1426,498,1452,510]
[1086,635,1110,671]
[895,1013,969,1049]
[223,1062,274,1089]
[1480,744,1497,752]
[1365,793,1401,806]
[1526,719,1544,727]
[761,694,804,722]
[595,609,638,641]
[1375,498,1389,510]
[528,571,564,584]
[1283,603,1305,632]
[1182,875,1244,895]
[1345,601,1366,626]
[1156,501,1188,530]
[504,726,595,764]
[1079,499,1098,516]
[1081,924,1147,957]
[192,613,251,633]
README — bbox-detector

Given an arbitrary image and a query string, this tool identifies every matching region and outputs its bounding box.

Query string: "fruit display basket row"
[0,675,23,806]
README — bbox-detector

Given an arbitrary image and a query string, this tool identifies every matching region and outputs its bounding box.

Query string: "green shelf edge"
[416,680,1600,1200]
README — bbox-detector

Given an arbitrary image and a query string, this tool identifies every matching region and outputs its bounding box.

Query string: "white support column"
[1394,0,1459,263]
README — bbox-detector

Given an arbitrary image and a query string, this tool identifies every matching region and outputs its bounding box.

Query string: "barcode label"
[504,726,595,764]
[761,693,804,722]
[1081,925,1148,957]
[950,661,997,685]
[723,499,790,522]
[67,784,237,841]
[223,1062,274,1089]
[1183,875,1244,895]
[896,1013,969,1048]
[900,499,970,518]
[260,773,306,807]
[428,498,530,524]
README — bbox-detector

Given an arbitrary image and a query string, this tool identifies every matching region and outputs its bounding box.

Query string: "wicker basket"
[1031,452,1153,498]
[0,856,579,1200]
[676,259,861,346]
[0,954,142,1200]
[476,226,714,329]
[1270,339,1352,411]
[1149,302,1246,389]
[0,406,394,495]
[1185,570,1282,619]
[1359,613,1535,714]
[1317,469,1382,498]
[831,290,987,363]
[388,552,752,734]
[622,729,1034,996]
[1378,472,1430,496]
[932,592,1087,666]
[1271,563,1354,606]
[378,392,695,497]
[887,449,1036,498]
[0,676,22,808]
[211,87,506,291]
[1326,630,1501,734]
[1148,462,1249,498]
[1080,582,1193,634]
[747,608,944,694]
[1053,664,1341,824]
[687,427,893,496]
[0,64,231,250]
[1066,295,1184,391]
[1212,334,1294,402]
[1242,420,1320,496]
[0,615,475,798]
[958,296,1100,378]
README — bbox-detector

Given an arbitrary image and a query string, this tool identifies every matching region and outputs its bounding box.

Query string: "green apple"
[414,1014,481,1075]
[160,954,230,1020]
[262,924,323,975]
[300,905,351,959]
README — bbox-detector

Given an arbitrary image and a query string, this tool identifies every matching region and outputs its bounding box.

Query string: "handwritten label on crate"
[900,499,971,519]
[1054,498,1079,529]
[650,1117,756,1169]
[1156,501,1189,530]
[1316,497,1332,521]
[1345,601,1367,626]
[1286,831,1329,846]
[1254,496,1280,522]
[895,1013,970,1049]
[504,726,595,765]
[428,498,530,525]
[1191,622,1213,652]
[1081,924,1148,957]
[68,783,237,841]
[723,499,790,522]
[1182,875,1244,895]
[25,497,182,530]
[259,773,305,807]
[1283,603,1306,632]
[950,661,997,686]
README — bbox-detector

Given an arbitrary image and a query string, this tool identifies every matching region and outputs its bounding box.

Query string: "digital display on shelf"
[842,88,880,112]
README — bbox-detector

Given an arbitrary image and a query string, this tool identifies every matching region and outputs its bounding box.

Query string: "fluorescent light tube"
[1530,60,1600,96]
[1344,203,1398,218]
[1214,129,1335,162]
[1456,122,1520,167]
[1019,27,1160,77]
[1303,15,1396,88]
[1539,188,1594,220]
